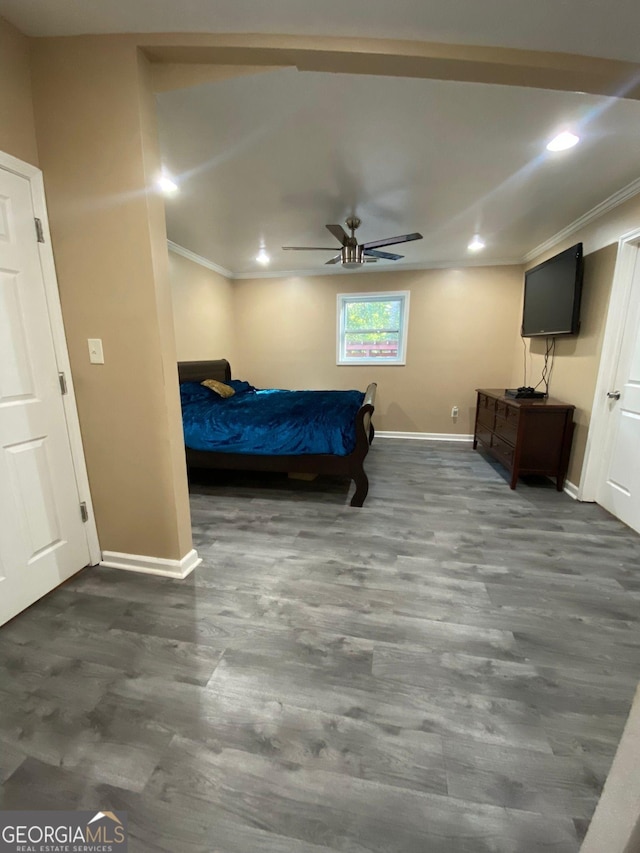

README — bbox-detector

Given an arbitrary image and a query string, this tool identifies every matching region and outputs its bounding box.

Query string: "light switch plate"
[88,338,104,364]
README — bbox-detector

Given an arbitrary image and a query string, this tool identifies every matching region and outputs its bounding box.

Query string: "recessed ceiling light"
[157,173,179,195]
[546,131,580,152]
[468,234,485,252]
[256,247,270,265]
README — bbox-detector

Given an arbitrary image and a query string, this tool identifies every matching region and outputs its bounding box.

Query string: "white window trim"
[336,290,410,366]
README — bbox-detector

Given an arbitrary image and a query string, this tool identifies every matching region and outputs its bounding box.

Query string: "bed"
[178,359,376,507]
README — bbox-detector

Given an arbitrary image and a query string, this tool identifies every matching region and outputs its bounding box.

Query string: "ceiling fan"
[282,216,423,268]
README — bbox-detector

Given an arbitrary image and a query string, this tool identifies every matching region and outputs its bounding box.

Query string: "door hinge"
[58,371,68,395]
[80,502,89,523]
[35,218,45,243]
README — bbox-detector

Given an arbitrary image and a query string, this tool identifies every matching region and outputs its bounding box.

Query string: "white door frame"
[0,149,101,566]
[580,226,640,502]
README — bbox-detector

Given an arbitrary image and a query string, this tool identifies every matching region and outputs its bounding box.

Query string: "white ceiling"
[156,69,640,276]
[4,1,640,276]
[1,0,640,63]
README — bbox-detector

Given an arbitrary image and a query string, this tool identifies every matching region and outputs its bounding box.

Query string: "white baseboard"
[99,547,201,579]
[376,431,474,443]
[563,479,579,500]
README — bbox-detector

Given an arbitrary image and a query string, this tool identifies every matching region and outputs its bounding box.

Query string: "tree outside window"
[337,292,409,365]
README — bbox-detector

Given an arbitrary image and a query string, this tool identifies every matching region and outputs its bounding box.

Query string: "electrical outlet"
[451,406,459,418]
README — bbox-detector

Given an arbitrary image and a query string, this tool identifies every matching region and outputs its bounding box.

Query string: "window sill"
[337,359,406,366]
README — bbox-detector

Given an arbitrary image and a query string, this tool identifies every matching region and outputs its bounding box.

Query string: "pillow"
[201,379,235,398]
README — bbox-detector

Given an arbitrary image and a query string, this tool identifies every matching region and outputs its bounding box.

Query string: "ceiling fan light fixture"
[546,131,580,152]
[468,234,485,252]
[341,245,365,268]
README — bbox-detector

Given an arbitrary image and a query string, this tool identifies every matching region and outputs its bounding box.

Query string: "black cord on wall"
[535,337,556,396]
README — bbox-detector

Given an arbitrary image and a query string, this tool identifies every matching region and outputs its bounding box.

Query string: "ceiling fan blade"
[325,254,342,265]
[326,224,350,246]
[282,246,341,251]
[364,249,404,261]
[362,232,423,250]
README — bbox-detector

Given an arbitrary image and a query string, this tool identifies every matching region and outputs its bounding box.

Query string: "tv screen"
[522,243,583,337]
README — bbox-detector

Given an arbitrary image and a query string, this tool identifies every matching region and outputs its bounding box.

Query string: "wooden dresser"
[474,389,575,490]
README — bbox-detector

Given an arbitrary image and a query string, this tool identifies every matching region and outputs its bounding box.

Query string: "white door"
[596,245,640,534]
[0,166,91,626]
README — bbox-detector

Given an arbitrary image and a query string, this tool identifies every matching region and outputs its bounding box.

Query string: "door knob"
[607,391,621,400]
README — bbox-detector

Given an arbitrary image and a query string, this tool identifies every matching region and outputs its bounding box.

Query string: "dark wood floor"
[1,440,640,852]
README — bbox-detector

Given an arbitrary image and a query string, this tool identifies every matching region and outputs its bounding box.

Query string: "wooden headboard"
[177,359,231,383]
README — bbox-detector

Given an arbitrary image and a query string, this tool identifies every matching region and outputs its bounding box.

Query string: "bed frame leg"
[350,470,369,507]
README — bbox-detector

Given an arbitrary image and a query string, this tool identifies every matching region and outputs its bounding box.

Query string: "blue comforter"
[180,381,365,456]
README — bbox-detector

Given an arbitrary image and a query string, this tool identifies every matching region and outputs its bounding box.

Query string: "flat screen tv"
[522,243,583,337]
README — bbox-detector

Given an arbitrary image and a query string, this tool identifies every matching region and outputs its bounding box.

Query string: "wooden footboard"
[348,382,376,506]
[178,360,377,506]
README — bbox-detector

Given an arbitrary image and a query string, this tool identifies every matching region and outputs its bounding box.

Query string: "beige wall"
[0,16,38,165]
[509,194,640,490]
[136,51,193,558]
[513,195,640,490]
[230,266,523,434]
[169,251,237,363]
[510,245,617,487]
[30,37,192,560]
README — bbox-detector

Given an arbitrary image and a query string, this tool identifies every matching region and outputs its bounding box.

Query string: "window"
[337,291,410,365]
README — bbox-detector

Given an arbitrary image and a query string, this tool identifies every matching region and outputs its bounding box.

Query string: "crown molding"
[523,177,640,264]
[166,240,522,280]
[168,173,640,279]
[169,166,640,283]
[231,257,523,279]
[170,169,640,282]
[167,240,233,279]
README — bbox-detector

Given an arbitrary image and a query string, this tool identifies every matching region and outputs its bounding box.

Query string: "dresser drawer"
[475,425,492,448]
[494,402,519,444]
[495,400,513,420]
[491,433,515,468]
[477,394,495,429]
